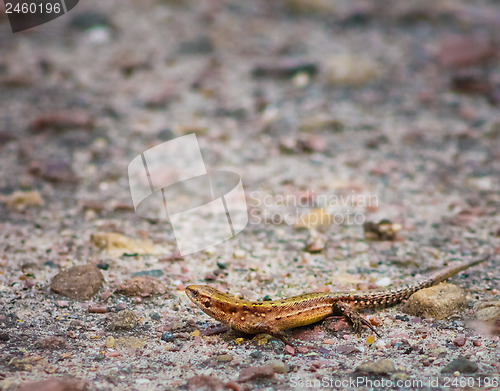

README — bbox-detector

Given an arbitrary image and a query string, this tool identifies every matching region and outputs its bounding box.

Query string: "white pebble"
[375,277,392,287]
[234,249,246,259]
[375,339,387,349]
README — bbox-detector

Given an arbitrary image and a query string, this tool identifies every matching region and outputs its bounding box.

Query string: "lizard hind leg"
[332,301,381,337]
[265,326,294,347]
[270,331,294,347]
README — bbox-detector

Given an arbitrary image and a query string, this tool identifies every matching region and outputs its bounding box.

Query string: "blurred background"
[1,0,500,258]
[1,0,499,257]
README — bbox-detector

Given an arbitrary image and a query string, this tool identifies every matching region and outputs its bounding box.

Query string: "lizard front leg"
[332,301,381,337]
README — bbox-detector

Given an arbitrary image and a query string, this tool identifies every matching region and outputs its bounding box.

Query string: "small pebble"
[453,336,466,347]
[269,360,288,374]
[216,261,227,269]
[441,357,478,373]
[150,313,161,321]
[285,345,295,355]
[101,290,112,301]
[233,249,246,259]
[105,336,115,348]
[292,72,310,87]
[250,351,262,359]
[356,359,396,375]
[97,263,109,270]
[216,354,233,362]
[110,309,137,330]
[238,364,275,382]
[375,277,392,287]
[305,236,325,253]
[204,273,217,281]
[375,339,387,349]
[369,316,383,326]
[51,264,104,301]
[89,305,107,314]
[161,332,175,342]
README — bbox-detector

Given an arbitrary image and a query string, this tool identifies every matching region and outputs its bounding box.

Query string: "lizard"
[185,254,490,345]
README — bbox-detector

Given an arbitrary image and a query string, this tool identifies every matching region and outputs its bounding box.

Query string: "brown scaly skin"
[185,254,490,345]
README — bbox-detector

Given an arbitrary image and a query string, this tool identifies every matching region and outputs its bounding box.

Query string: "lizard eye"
[204,300,211,308]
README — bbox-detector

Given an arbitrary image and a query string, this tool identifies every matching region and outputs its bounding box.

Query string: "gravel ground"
[1,1,500,390]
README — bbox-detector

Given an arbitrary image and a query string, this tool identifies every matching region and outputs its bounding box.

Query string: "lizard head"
[185,285,240,325]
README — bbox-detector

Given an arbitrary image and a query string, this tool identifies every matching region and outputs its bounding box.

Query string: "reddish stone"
[31,110,94,133]
[115,276,165,297]
[88,305,107,314]
[51,264,104,300]
[238,365,275,382]
[284,345,295,355]
[438,35,495,68]
[453,336,466,347]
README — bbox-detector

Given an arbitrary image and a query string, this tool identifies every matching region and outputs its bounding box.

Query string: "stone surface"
[110,310,138,330]
[355,359,396,375]
[474,301,500,322]
[51,265,104,300]
[403,283,467,319]
[5,191,44,211]
[453,336,466,347]
[441,357,478,373]
[36,336,67,349]
[90,232,164,256]
[325,54,381,86]
[268,360,289,374]
[114,336,145,350]
[114,277,166,297]
[238,364,275,382]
